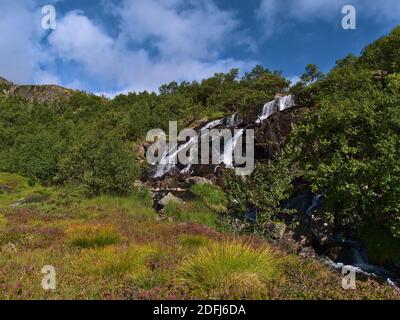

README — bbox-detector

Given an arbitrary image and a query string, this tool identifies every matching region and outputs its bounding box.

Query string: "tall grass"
[178,241,279,299]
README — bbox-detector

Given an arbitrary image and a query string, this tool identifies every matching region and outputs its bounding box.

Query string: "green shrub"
[360,224,400,265]
[59,131,140,196]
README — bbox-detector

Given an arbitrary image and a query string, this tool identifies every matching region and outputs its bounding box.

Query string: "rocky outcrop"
[0,76,12,87]
[252,106,308,160]
[5,84,74,103]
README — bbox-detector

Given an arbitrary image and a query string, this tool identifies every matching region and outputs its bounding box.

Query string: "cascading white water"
[153,95,295,178]
[256,95,295,124]
[221,129,244,168]
[225,114,242,127]
[278,95,295,112]
[153,119,223,178]
[256,100,277,123]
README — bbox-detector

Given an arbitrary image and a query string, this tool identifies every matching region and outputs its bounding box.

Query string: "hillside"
[1,26,400,299]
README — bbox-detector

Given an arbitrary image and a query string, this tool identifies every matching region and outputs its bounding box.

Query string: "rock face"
[0,76,12,86]
[6,85,74,103]
[253,106,308,160]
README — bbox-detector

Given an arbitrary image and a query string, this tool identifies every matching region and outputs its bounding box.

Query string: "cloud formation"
[47,0,256,94]
[0,0,58,84]
[257,0,400,37]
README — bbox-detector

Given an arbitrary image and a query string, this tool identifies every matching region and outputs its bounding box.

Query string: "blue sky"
[1,0,400,96]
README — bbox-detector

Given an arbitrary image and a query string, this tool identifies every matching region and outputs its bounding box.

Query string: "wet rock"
[253,107,307,161]
[310,214,333,246]
[158,193,184,208]
[325,243,343,261]
[190,164,219,178]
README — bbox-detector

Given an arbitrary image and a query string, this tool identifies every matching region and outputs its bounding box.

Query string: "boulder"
[158,193,184,208]
[264,222,286,240]
[186,176,213,186]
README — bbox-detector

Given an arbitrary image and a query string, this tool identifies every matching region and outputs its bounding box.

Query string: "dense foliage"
[223,27,400,241]
[0,66,288,195]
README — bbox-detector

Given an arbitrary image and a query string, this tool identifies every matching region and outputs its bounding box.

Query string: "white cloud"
[257,0,400,37]
[47,0,256,94]
[0,0,59,84]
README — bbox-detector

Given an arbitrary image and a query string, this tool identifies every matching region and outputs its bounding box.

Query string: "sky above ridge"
[1,0,400,96]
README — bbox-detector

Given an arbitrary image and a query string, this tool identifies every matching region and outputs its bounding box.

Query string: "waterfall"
[221,129,244,168]
[153,118,223,178]
[256,100,277,123]
[256,95,295,124]
[153,95,295,178]
[225,114,242,127]
[278,95,295,112]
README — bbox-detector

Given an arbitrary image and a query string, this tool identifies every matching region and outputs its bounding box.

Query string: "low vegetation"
[0,173,398,300]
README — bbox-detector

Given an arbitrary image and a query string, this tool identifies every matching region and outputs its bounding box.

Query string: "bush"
[59,131,140,196]
[178,241,278,299]
[223,157,297,225]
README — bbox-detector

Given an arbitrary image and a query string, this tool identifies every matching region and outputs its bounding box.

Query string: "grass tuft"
[67,224,121,249]
[178,241,279,299]
[179,234,211,248]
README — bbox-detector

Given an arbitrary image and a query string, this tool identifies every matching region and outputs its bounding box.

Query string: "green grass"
[178,241,279,299]
[71,245,156,280]
[0,173,399,300]
[0,172,55,209]
[163,184,228,229]
[164,201,220,228]
[79,193,157,220]
[190,183,228,213]
[360,224,400,265]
